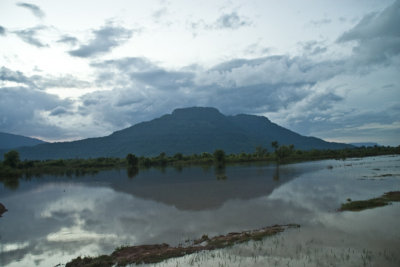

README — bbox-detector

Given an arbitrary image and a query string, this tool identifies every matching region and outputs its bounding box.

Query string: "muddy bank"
[340,191,400,211]
[66,224,299,267]
[0,202,7,217]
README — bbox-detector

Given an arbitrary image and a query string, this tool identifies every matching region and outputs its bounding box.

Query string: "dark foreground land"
[339,191,400,211]
[66,224,299,267]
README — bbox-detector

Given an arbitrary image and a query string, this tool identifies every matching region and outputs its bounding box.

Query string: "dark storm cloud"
[130,70,195,91]
[92,57,194,90]
[57,35,78,46]
[0,26,6,36]
[0,87,71,137]
[16,2,45,18]
[337,0,400,63]
[83,54,347,130]
[215,12,251,29]
[49,106,70,116]
[69,23,133,58]
[14,26,47,47]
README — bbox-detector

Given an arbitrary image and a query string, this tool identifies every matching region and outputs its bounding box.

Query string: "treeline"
[1,143,399,181]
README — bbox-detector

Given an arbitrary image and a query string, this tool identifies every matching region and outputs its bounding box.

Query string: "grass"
[339,191,400,211]
[65,224,299,267]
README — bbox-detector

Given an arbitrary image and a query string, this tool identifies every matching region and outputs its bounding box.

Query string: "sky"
[0,0,399,146]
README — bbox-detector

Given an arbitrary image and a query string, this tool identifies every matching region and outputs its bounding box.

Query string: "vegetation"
[213,149,226,166]
[339,191,400,211]
[66,224,299,267]
[1,144,399,187]
[3,150,20,168]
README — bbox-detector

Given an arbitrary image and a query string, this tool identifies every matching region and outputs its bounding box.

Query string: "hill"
[0,132,46,150]
[2,107,352,160]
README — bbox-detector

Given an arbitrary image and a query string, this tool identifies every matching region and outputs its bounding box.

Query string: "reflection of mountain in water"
[104,163,319,210]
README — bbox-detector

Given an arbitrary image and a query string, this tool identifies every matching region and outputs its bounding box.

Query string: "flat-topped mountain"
[2,107,352,160]
[0,132,46,150]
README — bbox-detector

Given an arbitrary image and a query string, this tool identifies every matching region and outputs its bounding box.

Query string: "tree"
[213,149,226,166]
[255,145,268,158]
[126,153,138,167]
[271,141,279,151]
[173,153,183,161]
[275,144,295,163]
[4,150,20,168]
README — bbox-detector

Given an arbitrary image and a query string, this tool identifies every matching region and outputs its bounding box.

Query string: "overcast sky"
[0,0,399,146]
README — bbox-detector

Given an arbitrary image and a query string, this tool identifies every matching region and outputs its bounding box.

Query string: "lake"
[0,155,399,266]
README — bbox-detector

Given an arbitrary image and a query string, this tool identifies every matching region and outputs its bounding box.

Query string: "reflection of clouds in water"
[1,156,399,266]
[269,156,400,214]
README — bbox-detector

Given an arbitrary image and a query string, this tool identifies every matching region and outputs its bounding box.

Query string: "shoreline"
[66,224,300,267]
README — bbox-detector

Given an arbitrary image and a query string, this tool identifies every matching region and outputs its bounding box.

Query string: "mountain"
[2,107,352,160]
[0,132,46,150]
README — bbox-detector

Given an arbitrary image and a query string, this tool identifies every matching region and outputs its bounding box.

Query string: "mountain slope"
[0,132,46,150]
[6,107,352,160]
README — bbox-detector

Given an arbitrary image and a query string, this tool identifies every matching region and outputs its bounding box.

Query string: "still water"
[0,155,399,266]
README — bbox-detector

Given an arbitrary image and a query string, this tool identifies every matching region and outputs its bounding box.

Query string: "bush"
[4,150,20,168]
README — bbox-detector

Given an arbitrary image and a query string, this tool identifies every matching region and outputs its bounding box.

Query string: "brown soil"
[66,224,299,267]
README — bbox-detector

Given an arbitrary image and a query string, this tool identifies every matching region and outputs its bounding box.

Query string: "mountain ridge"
[1,107,352,160]
[0,132,46,150]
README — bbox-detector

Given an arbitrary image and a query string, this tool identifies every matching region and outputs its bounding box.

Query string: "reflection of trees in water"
[174,165,183,173]
[215,164,227,180]
[2,178,20,190]
[201,164,212,173]
[127,167,139,178]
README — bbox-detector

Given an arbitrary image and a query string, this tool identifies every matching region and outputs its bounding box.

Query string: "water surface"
[0,155,399,266]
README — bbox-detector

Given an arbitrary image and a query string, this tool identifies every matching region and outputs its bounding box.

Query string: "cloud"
[1,67,90,90]
[31,74,91,89]
[69,23,133,58]
[57,35,78,46]
[0,87,71,138]
[49,106,70,116]
[309,18,332,27]
[337,0,400,64]
[215,12,252,29]
[0,67,35,87]
[82,54,347,131]
[0,26,6,36]
[13,26,48,47]
[189,11,251,36]
[300,40,328,56]
[16,2,45,18]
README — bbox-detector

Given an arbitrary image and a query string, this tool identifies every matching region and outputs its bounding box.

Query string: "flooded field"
[0,155,399,266]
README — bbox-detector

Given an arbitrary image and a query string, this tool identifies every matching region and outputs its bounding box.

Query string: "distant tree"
[4,150,20,168]
[201,152,212,159]
[213,149,226,166]
[271,141,279,151]
[173,153,183,161]
[255,145,268,158]
[275,144,294,163]
[126,153,138,167]
[157,152,167,166]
